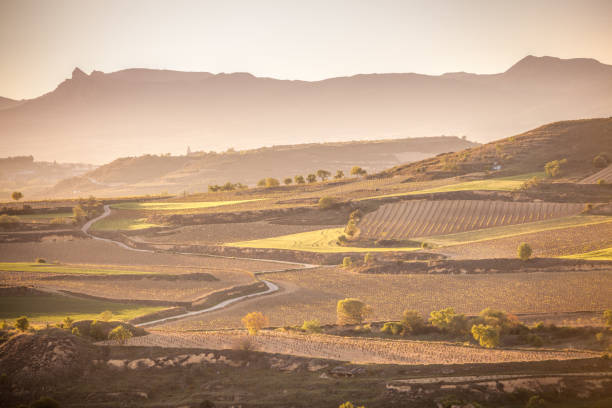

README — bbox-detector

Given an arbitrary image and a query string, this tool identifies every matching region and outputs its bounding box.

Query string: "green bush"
[36,258,47,264]
[337,298,371,325]
[15,316,29,332]
[429,307,468,335]
[301,319,322,333]
[401,310,426,334]
[108,325,133,345]
[593,153,609,169]
[544,158,566,178]
[518,243,532,261]
[318,196,336,210]
[471,324,500,348]
[381,322,403,335]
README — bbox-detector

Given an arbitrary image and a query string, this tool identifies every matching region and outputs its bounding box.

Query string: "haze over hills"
[1,55,611,164]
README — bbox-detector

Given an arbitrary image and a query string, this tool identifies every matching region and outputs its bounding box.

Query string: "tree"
[72,204,87,221]
[316,169,331,181]
[318,196,336,210]
[241,311,269,335]
[471,324,500,348]
[62,316,74,329]
[257,179,267,187]
[363,252,373,264]
[307,174,317,183]
[284,178,293,185]
[544,158,567,178]
[11,191,23,201]
[429,307,468,335]
[342,256,353,268]
[301,319,322,333]
[401,310,426,334]
[108,325,133,345]
[265,177,280,188]
[337,298,371,325]
[334,170,345,179]
[518,243,532,261]
[15,316,29,332]
[98,310,113,322]
[604,310,612,326]
[294,175,305,185]
[350,166,367,177]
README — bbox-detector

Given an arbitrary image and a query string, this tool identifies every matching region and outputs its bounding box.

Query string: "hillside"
[48,136,477,198]
[379,118,612,181]
[1,56,612,163]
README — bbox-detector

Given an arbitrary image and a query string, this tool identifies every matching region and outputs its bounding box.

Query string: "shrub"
[108,325,133,345]
[401,310,426,334]
[301,319,322,333]
[339,402,364,408]
[429,307,468,335]
[342,256,353,268]
[471,324,500,348]
[337,298,371,325]
[307,174,317,183]
[71,327,80,336]
[520,176,540,190]
[518,243,532,261]
[363,252,373,264]
[62,316,74,329]
[525,395,546,408]
[345,219,358,236]
[479,308,521,333]
[381,322,403,335]
[15,316,29,332]
[36,258,47,264]
[264,177,280,188]
[11,191,23,201]
[544,158,566,178]
[72,204,87,221]
[318,196,336,210]
[527,333,544,347]
[89,320,106,341]
[283,178,293,185]
[98,310,113,322]
[1,320,9,330]
[334,170,344,179]
[241,312,269,335]
[604,310,612,326]
[597,178,606,185]
[294,175,305,184]
[29,397,61,408]
[593,153,609,168]
[583,203,593,213]
[316,169,331,181]
[257,179,266,187]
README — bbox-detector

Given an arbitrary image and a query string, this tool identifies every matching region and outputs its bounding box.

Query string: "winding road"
[81,204,317,326]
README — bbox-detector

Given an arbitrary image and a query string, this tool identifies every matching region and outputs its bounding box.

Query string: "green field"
[17,212,73,220]
[90,216,159,231]
[562,247,612,261]
[227,227,420,253]
[365,173,543,200]
[111,199,262,211]
[0,294,165,324]
[417,215,612,247]
[0,262,155,275]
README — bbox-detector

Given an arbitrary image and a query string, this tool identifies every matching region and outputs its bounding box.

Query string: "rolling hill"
[1,55,611,163]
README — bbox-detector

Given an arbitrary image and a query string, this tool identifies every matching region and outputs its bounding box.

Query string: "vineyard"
[121,330,595,365]
[581,164,612,184]
[358,200,584,240]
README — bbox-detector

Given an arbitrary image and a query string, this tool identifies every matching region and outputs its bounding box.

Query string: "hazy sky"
[1,0,612,99]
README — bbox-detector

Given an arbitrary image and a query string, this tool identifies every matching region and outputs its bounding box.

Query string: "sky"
[1,0,612,100]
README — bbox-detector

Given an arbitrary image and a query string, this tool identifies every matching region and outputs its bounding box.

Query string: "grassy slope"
[562,247,612,261]
[0,294,164,323]
[227,227,419,253]
[90,216,159,231]
[112,199,262,211]
[417,215,612,247]
[0,262,156,275]
[17,212,73,220]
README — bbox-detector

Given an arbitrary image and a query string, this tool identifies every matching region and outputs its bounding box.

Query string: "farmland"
[159,267,612,331]
[358,200,584,240]
[0,293,165,324]
[563,247,612,261]
[122,330,594,365]
[111,199,263,211]
[581,164,612,184]
[0,262,157,275]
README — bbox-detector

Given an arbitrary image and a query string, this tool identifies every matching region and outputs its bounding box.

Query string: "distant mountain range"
[1,55,611,163]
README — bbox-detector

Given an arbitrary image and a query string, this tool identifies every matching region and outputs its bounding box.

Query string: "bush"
[401,310,426,334]
[429,307,468,335]
[62,316,74,329]
[593,153,609,169]
[471,324,500,348]
[337,298,371,325]
[307,174,317,183]
[15,316,29,332]
[108,325,133,345]
[72,204,87,221]
[350,166,367,177]
[479,308,521,333]
[544,158,566,178]
[89,320,106,341]
[518,243,532,261]
[316,169,331,181]
[264,178,280,188]
[604,310,612,326]
[525,395,546,408]
[363,253,373,264]
[71,327,80,336]
[29,397,61,408]
[11,191,23,201]
[335,170,344,179]
[98,310,113,322]
[339,402,364,408]
[318,196,336,210]
[342,256,353,268]
[597,178,607,185]
[301,319,322,333]
[294,175,305,184]
[527,333,544,347]
[35,258,47,264]
[381,322,403,335]
[283,178,293,185]
[241,312,269,335]
[520,176,540,190]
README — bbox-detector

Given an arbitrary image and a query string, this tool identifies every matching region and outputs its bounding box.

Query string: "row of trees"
[256,167,368,188]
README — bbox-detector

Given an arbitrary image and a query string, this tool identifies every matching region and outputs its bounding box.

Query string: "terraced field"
[359,200,584,240]
[123,330,594,365]
[581,164,612,184]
